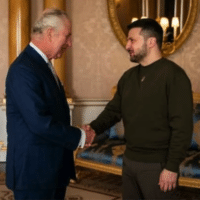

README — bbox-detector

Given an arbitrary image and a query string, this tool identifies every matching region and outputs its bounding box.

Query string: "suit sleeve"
[6,64,81,151]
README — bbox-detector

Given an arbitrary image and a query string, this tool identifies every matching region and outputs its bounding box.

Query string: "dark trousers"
[14,187,67,200]
[122,155,177,199]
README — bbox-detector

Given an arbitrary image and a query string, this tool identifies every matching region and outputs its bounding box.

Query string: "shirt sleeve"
[78,128,86,148]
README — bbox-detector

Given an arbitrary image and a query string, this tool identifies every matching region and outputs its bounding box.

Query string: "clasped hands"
[81,124,96,148]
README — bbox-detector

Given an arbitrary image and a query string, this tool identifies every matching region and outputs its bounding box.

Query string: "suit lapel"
[25,45,62,91]
[24,45,69,108]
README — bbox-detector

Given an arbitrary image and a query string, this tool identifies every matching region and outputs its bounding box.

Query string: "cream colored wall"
[0,0,200,100]
[66,0,131,99]
[0,0,8,98]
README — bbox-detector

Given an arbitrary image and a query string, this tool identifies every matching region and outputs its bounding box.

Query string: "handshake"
[81,125,96,148]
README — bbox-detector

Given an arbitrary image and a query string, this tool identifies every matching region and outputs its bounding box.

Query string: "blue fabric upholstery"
[180,152,200,178]
[77,134,125,167]
[190,134,199,150]
[105,126,119,139]
[189,104,200,150]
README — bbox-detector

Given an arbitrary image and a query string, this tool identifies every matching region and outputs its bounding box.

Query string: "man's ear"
[147,37,157,48]
[46,27,54,42]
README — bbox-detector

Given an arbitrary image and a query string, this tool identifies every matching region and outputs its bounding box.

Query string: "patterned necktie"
[48,62,60,88]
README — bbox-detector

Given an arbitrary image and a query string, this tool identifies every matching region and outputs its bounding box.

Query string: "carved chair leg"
[70,167,82,184]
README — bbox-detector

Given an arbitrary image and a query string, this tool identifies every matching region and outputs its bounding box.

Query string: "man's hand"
[159,168,178,192]
[81,125,96,148]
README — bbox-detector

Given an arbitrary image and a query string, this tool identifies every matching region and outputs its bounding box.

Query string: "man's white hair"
[32,9,69,34]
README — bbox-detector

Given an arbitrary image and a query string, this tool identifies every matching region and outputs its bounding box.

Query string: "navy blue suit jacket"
[6,45,81,190]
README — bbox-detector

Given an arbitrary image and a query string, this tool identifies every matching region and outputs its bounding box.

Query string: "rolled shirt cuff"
[78,128,86,148]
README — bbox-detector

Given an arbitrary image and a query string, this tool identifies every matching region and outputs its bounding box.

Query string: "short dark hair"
[127,18,163,50]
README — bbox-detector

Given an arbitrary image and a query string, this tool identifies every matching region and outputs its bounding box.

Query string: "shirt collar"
[29,42,49,64]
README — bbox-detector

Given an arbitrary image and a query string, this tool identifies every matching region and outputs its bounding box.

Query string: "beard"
[129,43,147,63]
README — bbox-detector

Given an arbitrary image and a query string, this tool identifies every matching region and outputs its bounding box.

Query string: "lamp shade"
[160,17,169,31]
[131,17,138,22]
[172,17,180,27]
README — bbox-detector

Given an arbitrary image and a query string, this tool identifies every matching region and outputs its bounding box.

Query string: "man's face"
[50,18,72,60]
[126,28,148,63]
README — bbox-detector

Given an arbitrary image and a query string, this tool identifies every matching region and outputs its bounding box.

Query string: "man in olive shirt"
[82,19,193,199]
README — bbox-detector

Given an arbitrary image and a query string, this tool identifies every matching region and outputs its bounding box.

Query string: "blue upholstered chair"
[75,121,125,174]
[179,99,200,188]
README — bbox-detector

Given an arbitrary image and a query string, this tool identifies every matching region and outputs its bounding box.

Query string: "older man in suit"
[5,9,95,200]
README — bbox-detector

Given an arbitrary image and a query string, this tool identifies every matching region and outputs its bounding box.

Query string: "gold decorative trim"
[67,98,73,104]
[193,92,200,103]
[75,158,122,175]
[179,177,200,189]
[107,0,127,48]
[9,0,31,65]
[107,0,199,57]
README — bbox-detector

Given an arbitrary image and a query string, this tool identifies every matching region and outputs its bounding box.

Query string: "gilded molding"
[75,158,122,175]
[9,0,31,65]
[193,92,200,103]
[107,0,126,47]
[179,177,200,189]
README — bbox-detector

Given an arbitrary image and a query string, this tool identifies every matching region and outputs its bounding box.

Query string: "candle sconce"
[107,0,199,57]
[160,16,180,55]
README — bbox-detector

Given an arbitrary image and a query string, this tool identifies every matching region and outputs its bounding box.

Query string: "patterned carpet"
[70,167,122,197]
[1,168,200,199]
[0,170,121,200]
